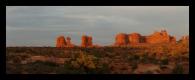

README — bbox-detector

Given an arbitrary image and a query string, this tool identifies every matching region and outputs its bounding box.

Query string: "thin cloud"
[6,6,189,46]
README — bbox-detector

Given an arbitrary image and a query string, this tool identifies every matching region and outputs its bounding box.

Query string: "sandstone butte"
[81,35,93,47]
[114,30,177,46]
[56,36,75,48]
[179,35,189,44]
[56,30,188,47]
[66,36,74,47]
[114,33,129,46]
[56,36,66,48]
[146,30,176,44]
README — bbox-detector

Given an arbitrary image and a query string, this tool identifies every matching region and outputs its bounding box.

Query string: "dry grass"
[6,42,189,74]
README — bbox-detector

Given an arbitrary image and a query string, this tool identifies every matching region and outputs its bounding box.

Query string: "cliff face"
[146,30,173,44]
[115,33,129,46]
[56,36,74,48]
[128,33,141,45]
[81,35,93,47]
[179,36,189,44]
[114,30,177,46]
[56,30,179,47]
[88,36,93,46]
[56,36,66,48]
[81,35,88,47]
[66,36,74,47]
[170,36,176,44]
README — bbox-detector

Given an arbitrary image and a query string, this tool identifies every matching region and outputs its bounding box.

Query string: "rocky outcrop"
[179,35,189,44]
[114,30,177,46]
[88,36,93,46]
[56,30,178,47]
[66,36,74,47]
[81,35,93,47]
[56,36,66,48]
[115,33,129,46]
[56,36,75,48]
[66,37,71,45]
[146,30,173,44]
[128,33,141,45]
[81,35,88,47]
[170,36,176,44]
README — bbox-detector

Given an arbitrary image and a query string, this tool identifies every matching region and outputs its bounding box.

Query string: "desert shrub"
[172,64,184,74]
[56,64,71,74]
[30,61,59,73]
[31,61,59,67]
[145,71,153,74]
[160,57,169,65]
[76,52,96,69]
[104,47,114,53]
[87,49,102,58]
[7,47,24,53]
[6,63,22,74]
[133,55,140,60]
[60,51,98,74]
[12,56,22,63]
[92,52,102,58]
[84,67,97,74]
[131,62,138,70]
[149,57,159,64]
[45,61,59,67]
[56,63,86,74]
[7,61,59,74]
[96,64,110,74]
[140,53,149,63]
[6,45,188,74]
[127,55,134,61]
[71,61,80,69]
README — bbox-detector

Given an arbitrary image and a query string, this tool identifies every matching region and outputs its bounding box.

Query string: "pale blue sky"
[6,6,189,47]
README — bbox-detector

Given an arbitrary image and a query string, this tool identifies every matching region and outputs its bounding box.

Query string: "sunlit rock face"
[56,36,75,48]
[114,30,177,46]
[146,30,176,44]
[128,33,141,45]
[180,35,189,44]
[146,30,170,43]
[170,36,176,44]
[115,33,129,46]
[66,36,74,47]
[81,35,88,47]
[88,36,93,46]
[56,36,66,48]
[56,30,177,47]
[81,35,93,47]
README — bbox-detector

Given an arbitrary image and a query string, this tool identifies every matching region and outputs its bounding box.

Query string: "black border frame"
[1,0,192,80]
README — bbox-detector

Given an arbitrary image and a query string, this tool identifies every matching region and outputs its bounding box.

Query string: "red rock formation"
[56,36,66,48]
[88,36,93,46]
[115,33,129,46]
[146,30,169,43]
[180,35,189,44]
[114,30,177,46]
[66,36,74,47]
[81,35,93,47]
[170,36,176,44]
[140,36,147,43]
[56,30,178,47]
[81,35,88,47]
[128,33,141,45]
[146,30,176,44]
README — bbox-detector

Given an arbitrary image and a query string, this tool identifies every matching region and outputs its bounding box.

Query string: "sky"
[6,6,189,47]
